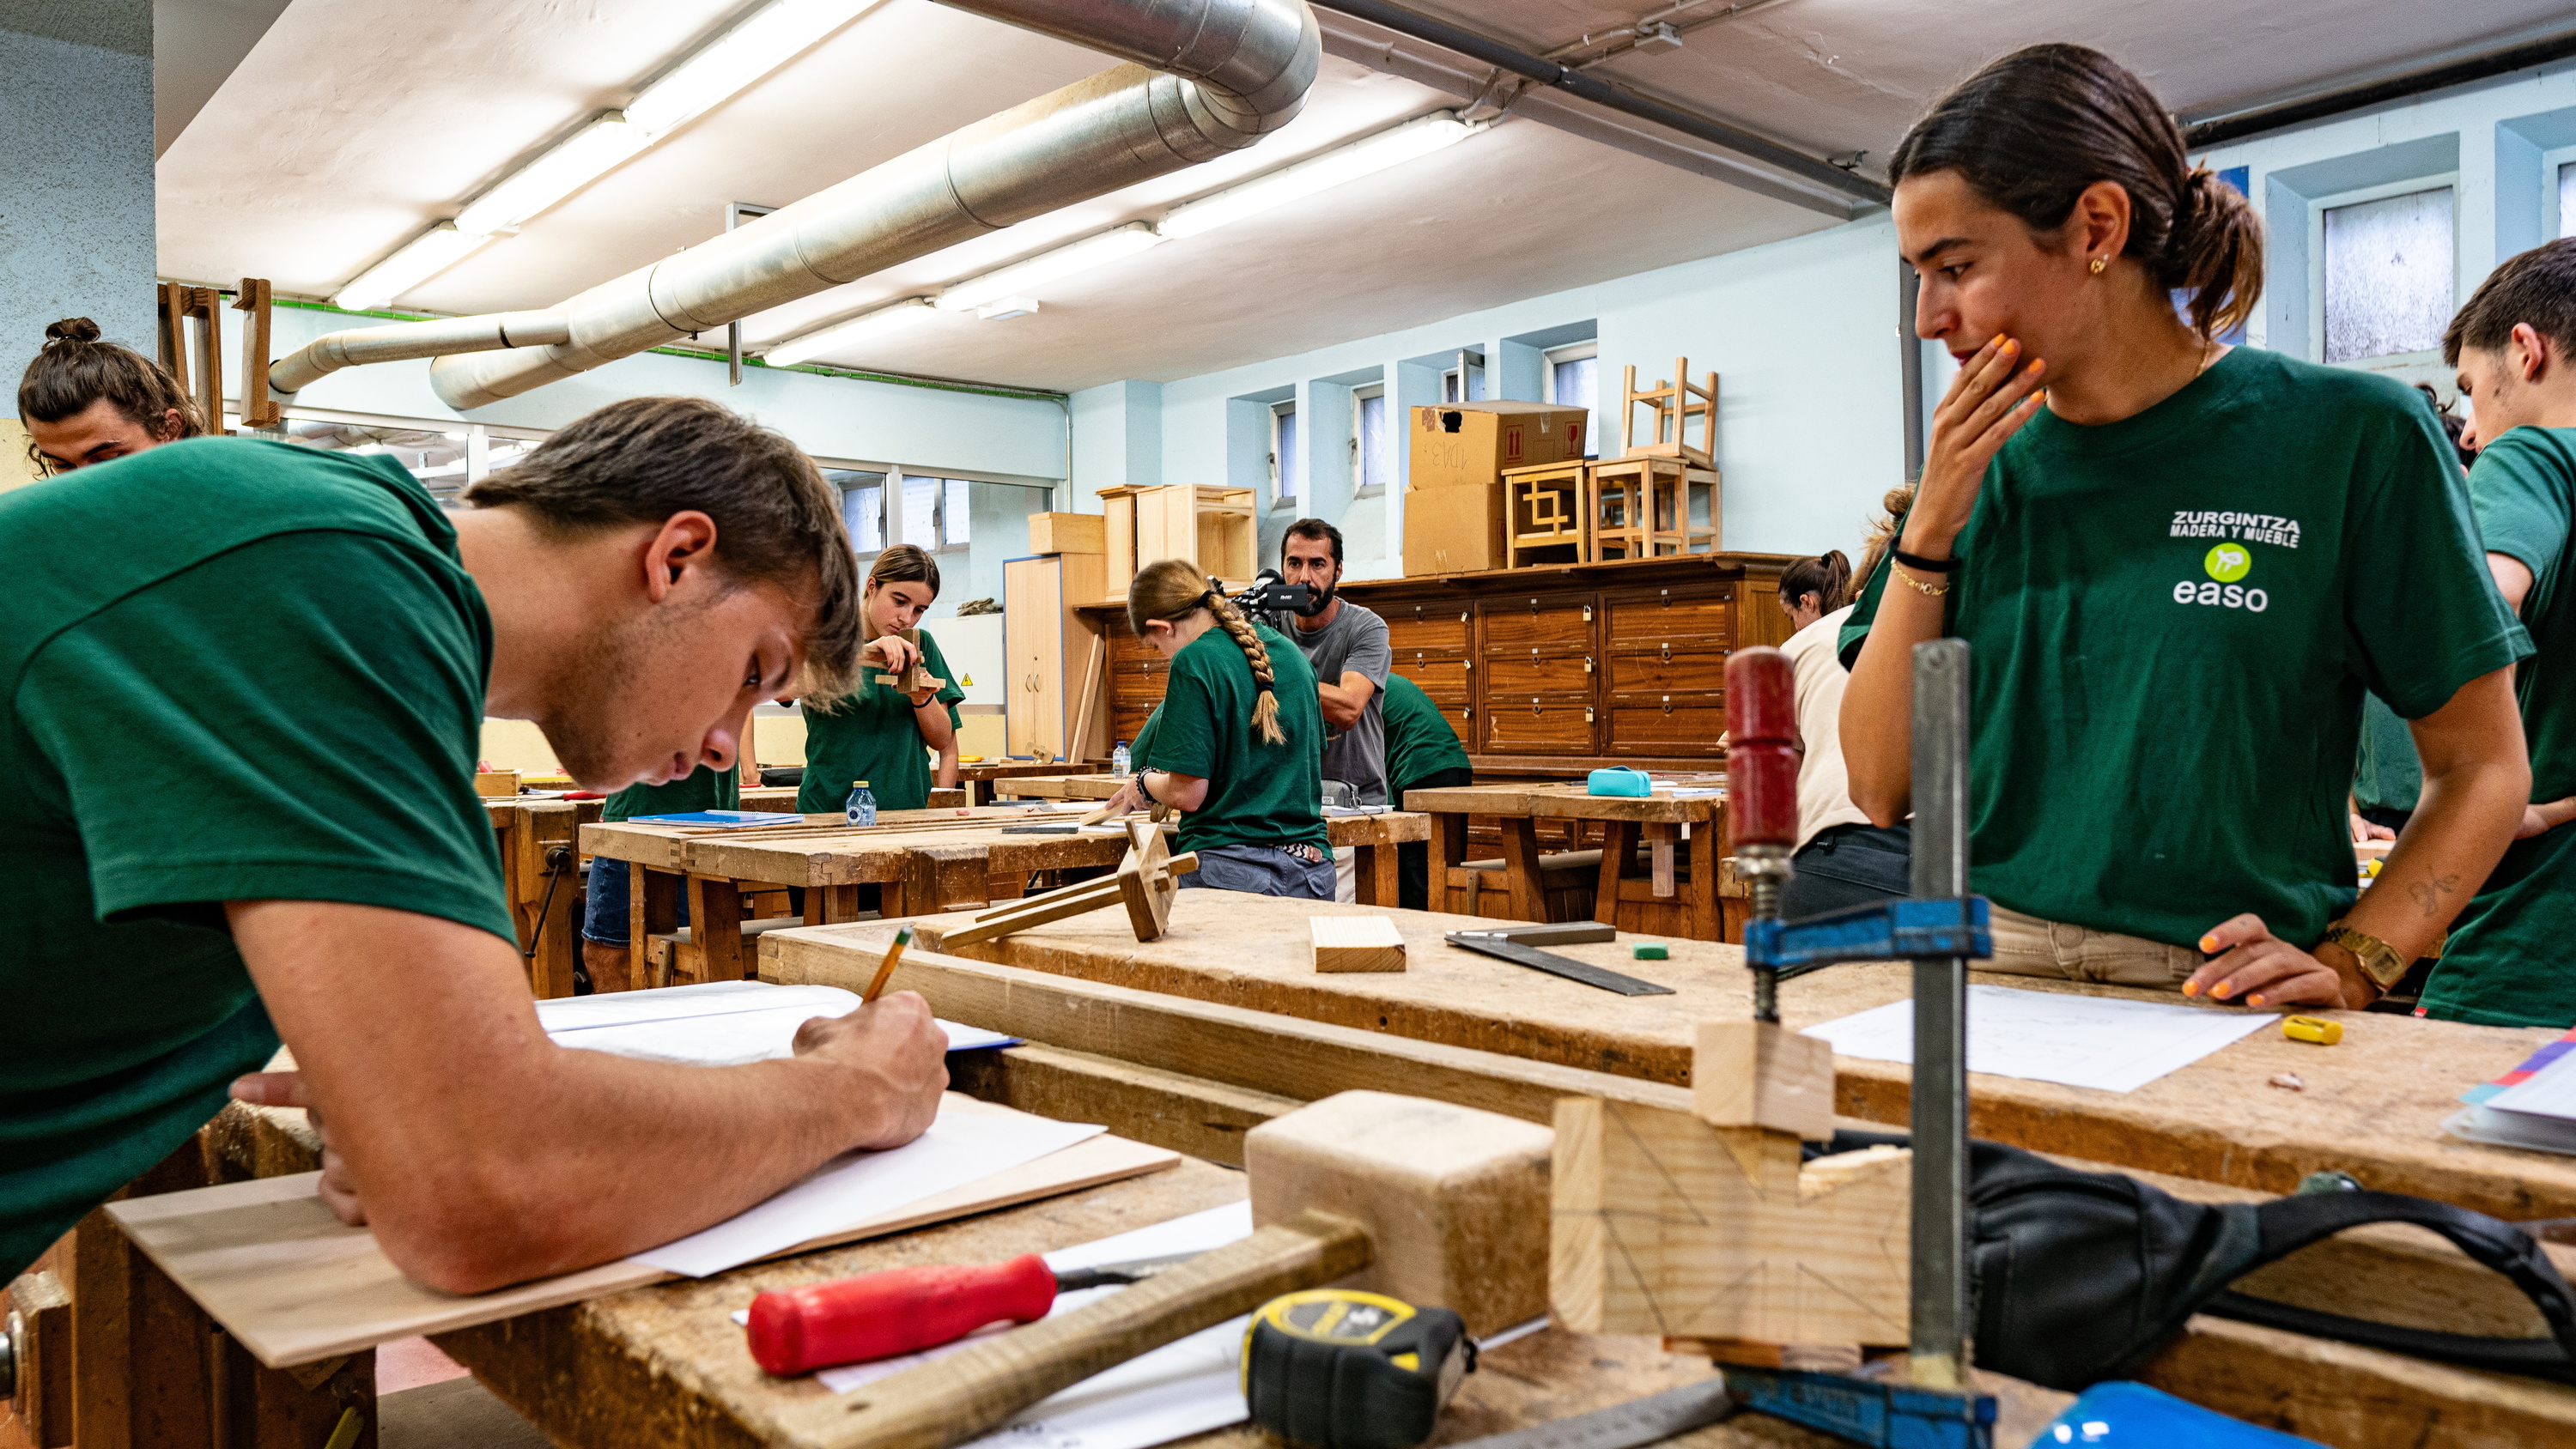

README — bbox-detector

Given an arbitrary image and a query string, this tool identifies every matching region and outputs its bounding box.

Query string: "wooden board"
[1311,915,1406,973]
[1405,779,1727,824]
[768,898,2576,1221]
[106,1097,1177,1368]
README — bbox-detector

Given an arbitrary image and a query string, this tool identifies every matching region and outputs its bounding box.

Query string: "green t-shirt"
[2353,693,2422,814]
[1840,348,2525,951]
[1381,672,1470,797]
[0,438,513,1280]
[1133,622,1329,857]
[2423,426,2576,1027]
[604,765,741,822]
[796,629,965,814]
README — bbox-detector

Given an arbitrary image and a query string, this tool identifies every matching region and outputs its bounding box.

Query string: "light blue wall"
[259,303,1071,480]
[1,4,155,409]
[1102,214,1911,579]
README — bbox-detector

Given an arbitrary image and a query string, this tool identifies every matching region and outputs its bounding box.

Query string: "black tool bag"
[1821,1130,2576,1390]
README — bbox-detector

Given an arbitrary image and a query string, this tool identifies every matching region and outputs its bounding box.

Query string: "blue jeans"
[1781,823,1913,919]
[582,858,688,947]
[1176,843,1337,900]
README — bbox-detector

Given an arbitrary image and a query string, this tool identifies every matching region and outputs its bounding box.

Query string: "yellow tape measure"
[1241,1288,1472,1449]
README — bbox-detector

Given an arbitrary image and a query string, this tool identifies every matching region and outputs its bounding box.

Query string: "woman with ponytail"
[1840,43,2530,1011]
[1777,550,1911,915]
[796,543,966,816]
[19,318,203,474]
[1105,558,1333,898]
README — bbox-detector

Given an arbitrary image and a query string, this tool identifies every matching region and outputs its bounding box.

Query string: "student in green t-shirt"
[796,544,967,818]
[1102,559,1333,897]
[1381,672,1472,910]
[16,316,204,473]
[1839,44,2532,1015]
[2420,240,2576,1026]
[0,397,950,1290]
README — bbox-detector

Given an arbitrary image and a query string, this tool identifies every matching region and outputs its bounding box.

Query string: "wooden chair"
[1619,356,1716,465]
[1501,459,1591,567]
[1589,455,1719,560]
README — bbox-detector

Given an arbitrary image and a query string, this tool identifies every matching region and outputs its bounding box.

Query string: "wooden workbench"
[985,771,1127,802]
[1400,778,1741,938]
[483,797,601,998]
[957,759,1103,804]
[797,891,2576,1222]
[584,809,1428,985]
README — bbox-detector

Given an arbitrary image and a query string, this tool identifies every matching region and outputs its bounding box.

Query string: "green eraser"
[1632,943,1668,961]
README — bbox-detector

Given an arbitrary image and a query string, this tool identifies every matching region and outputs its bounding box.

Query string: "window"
[1544,342,1600,458]
[1270,403,1298,506]
[1441,349,1485,403]
[943,478,971,547]
[279,415,541,497]
[829,470,887,553]
[1352,385,1388,494]
[2561,161,2576,239]
[2322,185,2455,363]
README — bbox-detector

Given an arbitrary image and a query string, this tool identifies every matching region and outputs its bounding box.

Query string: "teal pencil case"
[1587,767,1652,797]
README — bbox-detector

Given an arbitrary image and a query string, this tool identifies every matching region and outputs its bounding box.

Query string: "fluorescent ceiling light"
[762,298,937,367]
[937,223,1164,312]
[332,224,503,311]
[626,0,885,135]
[454,116,651,236]
[1160,112,1482,239]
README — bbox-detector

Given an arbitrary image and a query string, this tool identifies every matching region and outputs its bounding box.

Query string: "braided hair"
[1127,558,1285,745]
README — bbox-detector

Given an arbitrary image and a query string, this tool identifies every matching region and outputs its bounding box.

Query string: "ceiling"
[158,0,2576,396]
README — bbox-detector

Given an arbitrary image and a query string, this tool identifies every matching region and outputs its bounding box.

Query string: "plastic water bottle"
[845,779,877,826]
[1111,740,1131,779]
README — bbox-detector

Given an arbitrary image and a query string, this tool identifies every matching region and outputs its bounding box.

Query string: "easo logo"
[2173,543,2268,611]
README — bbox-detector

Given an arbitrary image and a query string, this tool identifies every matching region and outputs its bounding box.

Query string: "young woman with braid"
[19,318,203,474]
[1103,558,1333,898]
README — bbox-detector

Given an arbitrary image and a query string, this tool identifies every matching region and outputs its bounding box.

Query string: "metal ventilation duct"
[271,0,1320,408]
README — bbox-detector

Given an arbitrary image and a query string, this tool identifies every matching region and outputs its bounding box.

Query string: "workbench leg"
[74,1144,217,1449]
[1499,817,1549,924]
[687,876,749,982]
[1688,822,1720,941]
[223,1337,376,1449]
[1645,823,1679,899]
[635,866,680,989]
[1594,821,1635,928]
[516,803,580,999]
[1433,814,1468,913]
[1362,842,1400,908]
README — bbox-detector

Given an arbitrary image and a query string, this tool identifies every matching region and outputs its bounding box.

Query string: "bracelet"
[1892,546,1959,573]
[1892,563,1953,597]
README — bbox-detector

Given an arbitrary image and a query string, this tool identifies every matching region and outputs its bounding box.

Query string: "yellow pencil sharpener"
[2282,1016,2343,1046]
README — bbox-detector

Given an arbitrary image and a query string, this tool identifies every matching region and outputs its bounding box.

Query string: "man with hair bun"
[18,318,202,473]
[2421,239,2576,1025]
[0,396,948,1291]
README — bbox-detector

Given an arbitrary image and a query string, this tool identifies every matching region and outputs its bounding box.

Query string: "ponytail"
[1781,549,1854,614]
[1889,44,2263,343]
[1127,558,1286,746]
[1858,485,1916,588]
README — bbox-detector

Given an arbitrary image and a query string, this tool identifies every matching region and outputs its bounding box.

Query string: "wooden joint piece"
[1692,1020,1836,1141]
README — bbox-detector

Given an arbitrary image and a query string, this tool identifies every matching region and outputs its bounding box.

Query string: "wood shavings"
[2269,1073,2305,1092]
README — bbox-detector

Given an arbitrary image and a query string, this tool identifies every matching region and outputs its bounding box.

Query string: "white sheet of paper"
[634,1114,1103,1277]
[1802,985,2275,1094]
[537,982,1013,1065]
[2486,1048,2576,1122]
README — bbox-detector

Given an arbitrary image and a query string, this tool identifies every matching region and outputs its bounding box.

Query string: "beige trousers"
[1983,903,2200,990]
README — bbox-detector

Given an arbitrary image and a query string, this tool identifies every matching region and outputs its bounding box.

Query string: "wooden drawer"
[1604,587,1732,650]
[1111,706,1156,750]
[1386,603,1471,652]
[1433,701,1474,746]
[1393,649,1472,702]
[1485,653,1596,695]
[1606,649,1727,695]
[1480,595,1595,655]
[1482,693,1595,755]
[1111,673,1168,712]
[1604,697,1727,757]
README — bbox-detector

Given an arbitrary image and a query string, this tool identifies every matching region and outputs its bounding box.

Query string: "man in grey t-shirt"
[1263,518,1391,807]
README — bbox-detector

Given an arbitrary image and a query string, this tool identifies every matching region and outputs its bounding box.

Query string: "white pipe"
[268,312,571,393]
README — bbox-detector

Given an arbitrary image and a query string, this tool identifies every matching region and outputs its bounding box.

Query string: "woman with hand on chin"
[797,544,965,817]
[1839,44,2531,1012]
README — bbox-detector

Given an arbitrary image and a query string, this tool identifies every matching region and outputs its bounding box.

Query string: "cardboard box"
[1028,512,1104,555]
[1402,482,1506,576]
[1410,402,1590,493]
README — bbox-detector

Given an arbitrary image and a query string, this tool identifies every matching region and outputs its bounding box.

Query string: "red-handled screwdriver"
[746,1252,1198,1376]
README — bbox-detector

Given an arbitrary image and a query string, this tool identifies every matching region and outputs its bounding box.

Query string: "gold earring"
[2088,256,2107,275]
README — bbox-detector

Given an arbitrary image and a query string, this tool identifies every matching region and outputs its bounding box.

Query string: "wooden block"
[1551,1096,1911,1348]
[6,1270,72,1447]
[1310,915,1406,973]
[472,770,519,797]
[1692,1020,1836,1140]
[1029,512,1105,555]
[1247,1090,1553,1337]
[2140,1313,2576,1448]
[946,1043,1298,1168]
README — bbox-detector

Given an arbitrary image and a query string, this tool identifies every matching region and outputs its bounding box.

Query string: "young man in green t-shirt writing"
[2424,241,2576,1025]
[0,396,949,1290]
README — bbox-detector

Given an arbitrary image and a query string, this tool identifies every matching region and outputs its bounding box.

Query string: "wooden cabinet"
[1074,553,1794,773]
[1004,552,1105,760]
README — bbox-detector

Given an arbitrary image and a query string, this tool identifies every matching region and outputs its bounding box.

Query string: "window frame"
[2308,172,2460,366]
[1542,341,1601,459]
[1351,383,1388,499]
[2547,144,2576,240]
[1440,348,1486,404]
[1269,401,1300,512]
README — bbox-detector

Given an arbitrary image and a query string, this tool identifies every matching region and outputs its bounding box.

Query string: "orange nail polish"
[2182,980,2201,997]
[2249,995,2267,1007]
[1989,333,2005,348]
[2214,984,2235,1000]
[2198,935,2218,952]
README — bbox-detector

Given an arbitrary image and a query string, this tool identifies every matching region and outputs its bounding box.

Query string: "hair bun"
[45,317,101,345]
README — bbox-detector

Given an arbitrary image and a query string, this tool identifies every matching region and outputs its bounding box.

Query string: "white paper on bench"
[536,981,1013,1065]
[634,1113,1103,1277]
[1802,984,2274,1094]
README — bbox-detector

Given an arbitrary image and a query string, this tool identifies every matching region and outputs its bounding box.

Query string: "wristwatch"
[2321,921,2409,990]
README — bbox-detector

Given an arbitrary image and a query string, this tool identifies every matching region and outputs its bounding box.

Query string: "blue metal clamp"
[1742,897,1993,974]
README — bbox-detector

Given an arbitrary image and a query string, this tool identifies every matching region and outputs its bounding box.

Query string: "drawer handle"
[1661,695,1674,715]
[1586,706,1595,724]
[1583,603,1594,622]
[1463,658,1473,671]
[1660,642,1672,664]
[1530,697,1542,715]
[1460,609,1470,622]
[1660,588,1671,603]
[1585,655,1595,674]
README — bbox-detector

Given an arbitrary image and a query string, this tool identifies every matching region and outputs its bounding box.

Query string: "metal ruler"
[1443,931,1674,996]
[1444,1380,1734,1449]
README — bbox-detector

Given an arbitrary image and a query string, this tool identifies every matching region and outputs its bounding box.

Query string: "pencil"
[862,926,913,1003]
